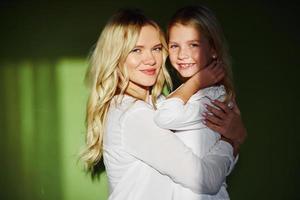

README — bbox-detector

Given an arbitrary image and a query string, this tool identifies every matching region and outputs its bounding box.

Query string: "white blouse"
[103,94,235,200]
[154,85,234,199]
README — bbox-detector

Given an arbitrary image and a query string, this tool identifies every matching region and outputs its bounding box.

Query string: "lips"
[140,68,156,75]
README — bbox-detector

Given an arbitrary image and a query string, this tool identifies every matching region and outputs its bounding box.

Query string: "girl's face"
[124,25,163,92]
[168,24,215,78]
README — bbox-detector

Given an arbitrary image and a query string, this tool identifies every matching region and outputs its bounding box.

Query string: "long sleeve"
[154,86,226,131]
[121,104,234,195]
[154,97,207,131]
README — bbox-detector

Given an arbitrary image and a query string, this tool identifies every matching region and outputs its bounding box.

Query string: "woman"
[81,9,246,200]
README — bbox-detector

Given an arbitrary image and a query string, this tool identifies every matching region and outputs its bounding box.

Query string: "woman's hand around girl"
[203,99,247,155]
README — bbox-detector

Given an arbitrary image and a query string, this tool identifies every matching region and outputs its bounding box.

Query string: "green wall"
[0,60,108,200]
[0,0,299,199]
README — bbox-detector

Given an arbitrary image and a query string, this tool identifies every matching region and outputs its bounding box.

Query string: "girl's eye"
[131,48,141,53]
[169,44,178,49]
[190,43,199,48]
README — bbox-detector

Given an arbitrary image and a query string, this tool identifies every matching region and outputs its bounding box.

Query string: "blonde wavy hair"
[168,5,235,101]
[81,9,172,173]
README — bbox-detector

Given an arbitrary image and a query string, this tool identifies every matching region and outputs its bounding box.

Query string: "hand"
[167,61,225,104]
[192,60,225,89]
[203,99,247,147]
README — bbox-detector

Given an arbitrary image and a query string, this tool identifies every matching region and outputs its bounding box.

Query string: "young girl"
[154,5,238,199]
[81,8,246,200]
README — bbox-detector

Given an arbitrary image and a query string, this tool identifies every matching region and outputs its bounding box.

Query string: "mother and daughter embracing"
[81,5,247,200]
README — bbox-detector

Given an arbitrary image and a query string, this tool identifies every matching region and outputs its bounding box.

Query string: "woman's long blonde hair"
[81,9,172,173]
[168,5,235,101]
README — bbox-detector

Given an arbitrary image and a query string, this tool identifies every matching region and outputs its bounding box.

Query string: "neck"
[180,76,190,83]
[126,81,149,101]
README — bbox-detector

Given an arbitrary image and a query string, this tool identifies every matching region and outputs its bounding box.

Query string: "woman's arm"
[203,99,247,155]
[122,105,234,195]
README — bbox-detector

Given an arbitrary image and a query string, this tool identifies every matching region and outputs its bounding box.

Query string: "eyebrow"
[187,40,201,43]
[134,43,162,48]
[152,43,162,48]
[169,40,201,44]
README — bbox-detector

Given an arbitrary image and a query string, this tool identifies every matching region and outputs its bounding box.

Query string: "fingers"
[205,60,224,74]
[196,60,216,76]
[211,61,223,72]
[233,105,241,115]
[227,101,234,109]
[215,70,225,83]
[205,104,226,119]
[203,112,223,126]
[203,119,223,134]
[231,98,241,115]
[212,65,224,75]
[211,100,230,114]
[211,62,225,83]
[206,60,217,70]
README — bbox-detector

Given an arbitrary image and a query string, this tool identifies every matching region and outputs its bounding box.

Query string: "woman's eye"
[131,48,141,53]
[153,47,162,52]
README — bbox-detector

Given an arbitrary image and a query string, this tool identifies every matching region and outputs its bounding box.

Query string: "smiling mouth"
[178,63,195,70]
[140,69,156,75]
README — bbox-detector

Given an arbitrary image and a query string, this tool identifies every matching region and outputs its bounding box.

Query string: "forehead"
[169,24,204,41]
[136,25,161,45]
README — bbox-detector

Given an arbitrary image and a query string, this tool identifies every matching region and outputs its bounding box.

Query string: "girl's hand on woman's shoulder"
[192,60,225,89]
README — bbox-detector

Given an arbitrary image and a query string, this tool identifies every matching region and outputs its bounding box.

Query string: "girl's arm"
[154,98,206,130]
[154,85,226,131]
[154,61,225,131]
[167,61,224,104]
[123,105,235,195]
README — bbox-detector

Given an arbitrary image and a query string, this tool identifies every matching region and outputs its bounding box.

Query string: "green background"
[0,0,299,199]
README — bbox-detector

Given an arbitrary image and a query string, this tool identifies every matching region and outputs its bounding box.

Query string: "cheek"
[125,55,141,70]
[192,49,209,69]
[156,54,163,66]
[168,51,177,65]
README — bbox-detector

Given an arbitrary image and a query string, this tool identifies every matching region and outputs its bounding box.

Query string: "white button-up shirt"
[103,93,235,200]
[154,85,235,199]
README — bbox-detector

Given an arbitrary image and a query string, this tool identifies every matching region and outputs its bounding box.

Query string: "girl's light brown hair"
[168,5,235,101]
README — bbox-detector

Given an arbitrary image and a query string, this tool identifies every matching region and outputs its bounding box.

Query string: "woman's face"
[124,25,163,91]
[168,24,214,78]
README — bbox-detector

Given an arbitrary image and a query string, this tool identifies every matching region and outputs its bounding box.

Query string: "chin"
[140,79,157,87]
[175,65,198,78]
[178,70,197,78]
[141,74,159,86]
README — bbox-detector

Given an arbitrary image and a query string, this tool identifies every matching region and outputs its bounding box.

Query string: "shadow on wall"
[0,59,108,200]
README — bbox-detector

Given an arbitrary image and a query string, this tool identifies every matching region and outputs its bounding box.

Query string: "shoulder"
[109,95,154,123]
[191,85,226,102]
[124,100,154,120]
[157,94,166,103]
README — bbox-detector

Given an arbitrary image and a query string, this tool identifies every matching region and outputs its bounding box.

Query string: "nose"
[178,47,189,60]
[143,51,156,66]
